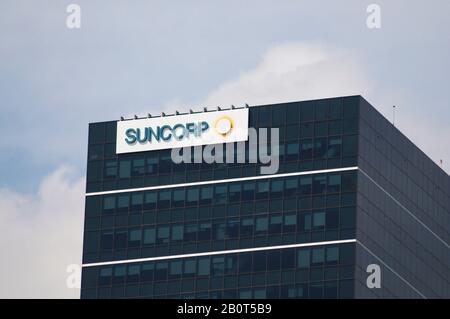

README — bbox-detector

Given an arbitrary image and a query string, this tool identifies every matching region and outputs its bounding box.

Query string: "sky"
[0,0,449,298]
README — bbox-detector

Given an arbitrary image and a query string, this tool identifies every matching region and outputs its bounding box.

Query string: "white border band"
[85,166,359,197]
[82,239,357,267]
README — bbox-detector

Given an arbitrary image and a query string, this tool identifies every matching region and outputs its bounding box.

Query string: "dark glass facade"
[81,96,449,299]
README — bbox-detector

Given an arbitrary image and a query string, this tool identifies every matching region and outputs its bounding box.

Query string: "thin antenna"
[393,105,396,126]
[440,159,443,167]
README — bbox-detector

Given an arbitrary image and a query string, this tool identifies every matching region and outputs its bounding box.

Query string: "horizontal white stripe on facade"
[85,166,359,197]
[82,239,357,267]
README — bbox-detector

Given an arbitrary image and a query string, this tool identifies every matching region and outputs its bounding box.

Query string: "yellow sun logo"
[214,115,234,136]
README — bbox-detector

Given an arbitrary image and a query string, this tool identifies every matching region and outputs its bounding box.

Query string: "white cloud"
[202,42,372,108]
[0,166,85,298]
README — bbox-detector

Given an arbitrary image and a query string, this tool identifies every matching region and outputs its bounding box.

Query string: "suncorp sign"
[116,108,249,154]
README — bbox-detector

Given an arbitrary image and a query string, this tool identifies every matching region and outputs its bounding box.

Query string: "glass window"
[328,137,342,158]
[119,160,131,179]
[314,138,327,159]
[214,185,227,204]
[286,104,300,124]
[87,161,102,183]
[312,176,327,194]
[99,267,112,285]
[229,184,241,202]
[100,231,113,250]
[342,172,357,192]
[283,214,297,233]
[259,107,271,126]
[226,219,239,238]
[198,258,210,276]
[103,196,116,212]
[198,223,212,241]
[300,123,313,138]
[127,265,140,283]
[173,189,185,207]
[312,247,325,265]
[239,253,252,273]
[170,260,182,276]
[299,177,312,195]
[117,194,129,211]
[326,208,339,229]
[328,120,342,135]
[255,217,268,233]
[143,227,156,244]
[89,123,105,144]
[146,154,158,175]
[271,180,283,198]
[326,246,339,264]
[315,122,328,136]
[327,174,341,193]
[339,244,355,264]
[104,160,117,178]
[144,192,157,209]
[184,223,197,241]
[301,103,314,122]
[85,196,102,218]
[315,101,329,120]
[297,249,310,268]
[213,221,225,240]
[272,106,285,126]
[158,153,172,174]
[256,181,269,199]
[285,178,298,197]
[240,218,254,237]
[131,193,143,209]
[286,142,299,161]
[340,207,356,228]
[286,125,299,140]
[269,215,282,234]
[131,158,145,176]
[171,224,184,241]
[267,250,281,271]
[343,97,359,118]
[329,99,343,119]
[343,118,358,134]
[253,252,267,272]
[184,259,197,275]
[342,135,357,157]
[282,249,295,269]
[141,263,154,282]
[242,182,255,201]
[212,257,225,275]
[302,213,312,231]
[157,226,169,243]
[158,190,171,209]
[129,229,142,247]
[313,211,325,228]
[114,230,127,249]
[155,262,168,281]
[300,140,313,160]
[186,188,199,206]
[113,265,126,284]
[200,186,213,204]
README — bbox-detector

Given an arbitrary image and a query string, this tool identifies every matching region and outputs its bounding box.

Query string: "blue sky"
[0,0,449,298]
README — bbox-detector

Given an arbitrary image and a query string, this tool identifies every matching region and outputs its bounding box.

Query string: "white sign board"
[116,108,249,154]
